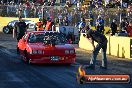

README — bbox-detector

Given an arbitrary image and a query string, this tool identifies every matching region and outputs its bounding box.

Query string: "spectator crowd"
[0,0,132,38]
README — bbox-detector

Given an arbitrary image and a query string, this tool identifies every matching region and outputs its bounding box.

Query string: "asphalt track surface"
[0,32,132,88]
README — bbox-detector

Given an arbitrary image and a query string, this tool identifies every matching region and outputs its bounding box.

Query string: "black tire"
[3,26,11,34]
[65,63,71,66]
[24,50,32,65]
[17,47,20,54]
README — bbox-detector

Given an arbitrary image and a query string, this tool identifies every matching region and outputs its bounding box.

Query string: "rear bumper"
[28,55,76,64]
[30,59,75,64]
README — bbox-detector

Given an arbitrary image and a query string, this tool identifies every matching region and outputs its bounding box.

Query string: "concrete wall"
[109,36,130,58]
[79,33,132,59]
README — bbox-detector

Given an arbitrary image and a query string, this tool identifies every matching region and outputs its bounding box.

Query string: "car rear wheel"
[3,26,10,34]
[23,50,33,65]
[17,47,20,54]
[65,63,71,66]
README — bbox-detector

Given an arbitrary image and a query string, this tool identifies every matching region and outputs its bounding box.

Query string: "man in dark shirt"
[15,17,27,42]
[110,19,117,35]
[83,27,108,69]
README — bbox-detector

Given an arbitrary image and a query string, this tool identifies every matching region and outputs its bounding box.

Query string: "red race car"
[17,31,76,64]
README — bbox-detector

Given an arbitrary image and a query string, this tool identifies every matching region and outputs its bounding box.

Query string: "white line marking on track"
[0,48,18,57]
[5,72,23,82]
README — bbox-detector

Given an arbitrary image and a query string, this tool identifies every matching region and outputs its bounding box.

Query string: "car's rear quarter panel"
[26,44,76,64]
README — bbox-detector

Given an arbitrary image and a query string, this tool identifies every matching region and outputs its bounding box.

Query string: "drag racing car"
[3,20,36,34]
[17,31,76,64]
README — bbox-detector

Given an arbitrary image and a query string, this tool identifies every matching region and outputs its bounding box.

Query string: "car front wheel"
[3,26,10,34]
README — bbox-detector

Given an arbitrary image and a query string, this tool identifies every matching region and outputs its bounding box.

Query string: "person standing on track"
[14,17,27,42]
[83,26,108,69]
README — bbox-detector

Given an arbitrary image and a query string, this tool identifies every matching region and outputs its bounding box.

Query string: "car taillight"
[65,50,75,54]
[38,50,43,54]
[65,50,69,54]
[29,50,44,54]
[70,50,74,54]
[32,50,38,54]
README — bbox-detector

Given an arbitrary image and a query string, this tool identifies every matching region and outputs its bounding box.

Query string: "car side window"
[28,33,37,43]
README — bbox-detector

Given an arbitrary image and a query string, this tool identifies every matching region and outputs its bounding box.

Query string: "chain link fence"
[0,5,64,18]
[0,5,77,25]
[0,4,131,27]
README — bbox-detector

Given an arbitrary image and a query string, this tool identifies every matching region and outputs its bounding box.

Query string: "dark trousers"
[90,40,107,67]
[111,30,116,35]
[111,27,117,35]
[16,34,24,42]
